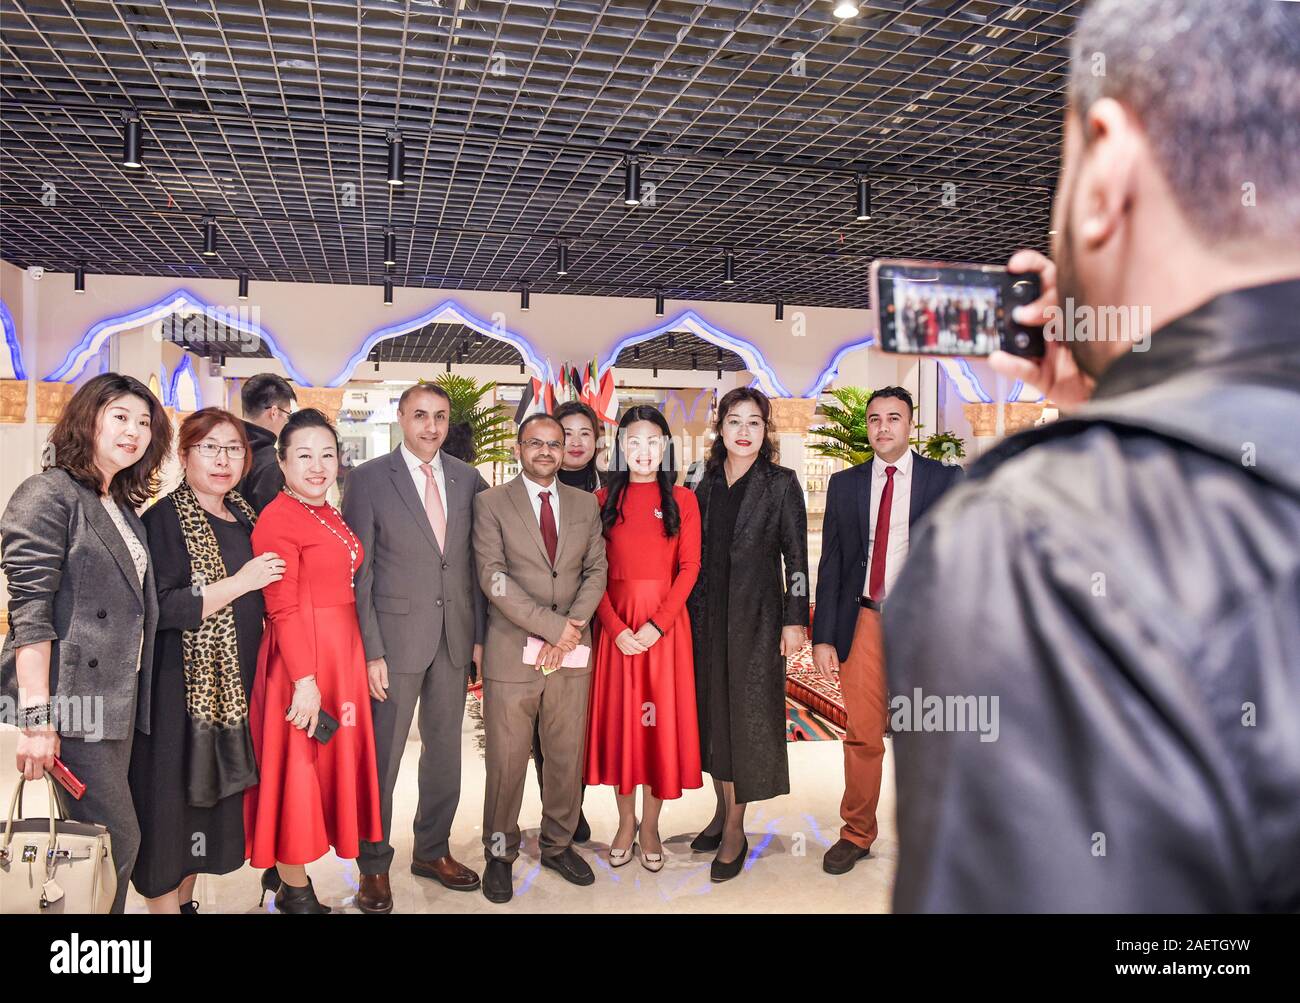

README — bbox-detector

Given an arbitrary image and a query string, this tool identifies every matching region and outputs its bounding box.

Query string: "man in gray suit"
[342,383,488,913]
[472,413,607,904]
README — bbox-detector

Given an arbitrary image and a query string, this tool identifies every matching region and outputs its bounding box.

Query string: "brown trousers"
[838,607,889,849]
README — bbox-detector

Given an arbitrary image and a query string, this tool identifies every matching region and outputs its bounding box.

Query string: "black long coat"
[687,459,809,804]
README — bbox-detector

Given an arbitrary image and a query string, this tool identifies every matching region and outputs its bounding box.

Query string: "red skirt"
[243,603,382,867]
[585,580,703,800]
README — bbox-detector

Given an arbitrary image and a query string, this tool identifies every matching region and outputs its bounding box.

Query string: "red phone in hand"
[49,756,86,800]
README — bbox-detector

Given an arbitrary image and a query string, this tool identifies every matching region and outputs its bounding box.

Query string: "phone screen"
[876,264,1006,356]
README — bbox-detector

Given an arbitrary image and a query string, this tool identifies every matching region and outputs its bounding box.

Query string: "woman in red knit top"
[585,405,702,872]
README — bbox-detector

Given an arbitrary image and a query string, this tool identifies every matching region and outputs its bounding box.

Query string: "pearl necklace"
[283,488,360,588]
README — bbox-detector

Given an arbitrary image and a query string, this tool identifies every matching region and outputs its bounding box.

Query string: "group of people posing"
[2,368,960,913]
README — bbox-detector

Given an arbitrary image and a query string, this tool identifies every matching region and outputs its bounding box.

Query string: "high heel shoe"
[609,818,639,868]
[273,877,332,914]
[710,836,748,883]
[258,867,282,907]
[638,821,665,872]
[690,828,723,853]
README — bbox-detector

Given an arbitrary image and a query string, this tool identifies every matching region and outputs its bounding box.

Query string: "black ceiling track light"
[633,345,641,361]
[555,239,569,276]
[666,332,675,351]
[722,248,735,285]
[383,227,397,267]
[121,112,142,168]
[654,289,665,316]
[74,261,86,294]
[387,133,405,187]
[623,155,641,206]
[775,296,785,321]
[237,271,249,300]
[520,281,531,311]
[202,216,218,256]
[383,276,394,305]
[856,175,872,221]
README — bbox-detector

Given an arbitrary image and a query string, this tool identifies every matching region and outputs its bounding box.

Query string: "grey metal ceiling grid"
[1,1,1079,310]
[611,329,747,371]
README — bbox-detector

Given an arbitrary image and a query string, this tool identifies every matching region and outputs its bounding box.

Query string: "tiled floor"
[3,709,897,914]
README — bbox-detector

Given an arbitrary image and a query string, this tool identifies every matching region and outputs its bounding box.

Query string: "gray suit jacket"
[343,446,489,674]
[1,468,157,740]
[472,475,607,684]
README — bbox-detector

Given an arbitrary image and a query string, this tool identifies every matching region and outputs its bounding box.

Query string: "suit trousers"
[838,607,889,850]
[482,669,590,862]
[359,635,467,875]
[59,728,139,914]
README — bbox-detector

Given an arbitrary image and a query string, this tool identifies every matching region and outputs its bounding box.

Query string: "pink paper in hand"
[523,636,591,673]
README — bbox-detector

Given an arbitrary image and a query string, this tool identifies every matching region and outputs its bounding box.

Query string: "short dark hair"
[517,413,563,443]
[276,407,341,458]
[868,385,914,419]
[399,382,451,413]
[241,373,296,417]
[1069,0,1300,248]
[552,400,599,433]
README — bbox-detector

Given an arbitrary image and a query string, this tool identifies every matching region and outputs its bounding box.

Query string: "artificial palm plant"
[809,386,966,465]
[420,373,516,465]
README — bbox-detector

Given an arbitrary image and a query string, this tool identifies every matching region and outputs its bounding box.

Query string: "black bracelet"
[647,619,665,637]
[18,702,52,728]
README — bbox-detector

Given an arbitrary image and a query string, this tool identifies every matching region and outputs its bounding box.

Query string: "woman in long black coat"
[128,407,284,913]
[686,388,809,882]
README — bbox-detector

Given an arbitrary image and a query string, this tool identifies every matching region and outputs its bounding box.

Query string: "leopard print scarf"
[171,480,260,808]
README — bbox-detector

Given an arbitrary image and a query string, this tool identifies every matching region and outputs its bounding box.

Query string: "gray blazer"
[472,475,607,684]
[1,468,157,740]
[342,446,489,675]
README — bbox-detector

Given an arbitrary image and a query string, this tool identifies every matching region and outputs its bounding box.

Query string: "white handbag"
[0,774,116,914]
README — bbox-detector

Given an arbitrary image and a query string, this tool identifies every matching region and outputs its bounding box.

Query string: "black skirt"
[129,505,264,898]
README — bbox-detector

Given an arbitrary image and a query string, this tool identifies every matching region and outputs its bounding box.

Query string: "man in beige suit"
[472,413,608,904]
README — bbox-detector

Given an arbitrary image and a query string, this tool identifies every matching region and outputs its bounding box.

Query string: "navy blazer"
[812,451,963,661]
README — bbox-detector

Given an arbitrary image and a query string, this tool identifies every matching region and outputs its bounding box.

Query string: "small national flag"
[514,376,546,425]
[593,366,619,425]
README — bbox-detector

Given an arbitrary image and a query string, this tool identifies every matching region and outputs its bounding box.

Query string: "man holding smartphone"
[883,0,1300,911]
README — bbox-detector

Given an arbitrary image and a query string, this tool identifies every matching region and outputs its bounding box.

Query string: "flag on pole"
[513,376,547,425]
[580,356,599,410]
[593,365,619,425]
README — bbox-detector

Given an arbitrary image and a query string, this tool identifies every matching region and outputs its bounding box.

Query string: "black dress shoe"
[573,810,592,845]
[274,878,331,914]
[690,829,723,853]
[482,858,513,904]
[710,837,748,883]
[541,847,595,886]
[822,838,871,875]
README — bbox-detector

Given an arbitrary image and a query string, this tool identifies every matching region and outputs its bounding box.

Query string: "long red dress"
[585,482,704,800]
[243,492,382,867]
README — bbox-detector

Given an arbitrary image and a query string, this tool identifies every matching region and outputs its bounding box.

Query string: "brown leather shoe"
[822,837,871,875]
[411,854,481,891]
[356,872,393,914]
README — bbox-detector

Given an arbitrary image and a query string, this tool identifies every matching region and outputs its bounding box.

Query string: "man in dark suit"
[812,385,962,875]
[342,383,489,913]
[235,372,296,512]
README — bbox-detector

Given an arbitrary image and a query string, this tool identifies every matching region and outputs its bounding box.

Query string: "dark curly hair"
[601,405,680,538]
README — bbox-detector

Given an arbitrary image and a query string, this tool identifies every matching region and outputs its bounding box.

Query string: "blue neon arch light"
[0,299,24,380]
[326,298,548,388]
[166,354,202,410]
[803,336,874,398]
[804,338,995,404]
[599,309,794,398]
[45,288,309,385]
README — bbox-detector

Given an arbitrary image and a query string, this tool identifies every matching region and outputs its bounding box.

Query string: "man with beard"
[884,0,1300,912]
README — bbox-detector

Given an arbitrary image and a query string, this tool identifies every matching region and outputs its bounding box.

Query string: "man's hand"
[811,643,840,679]
[366,657,389,702]
[990,249,1095,412]
[556,618,583,652]
[534,642,564,672]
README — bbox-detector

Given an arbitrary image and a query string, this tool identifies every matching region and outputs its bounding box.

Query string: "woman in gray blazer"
[1,372,171,913]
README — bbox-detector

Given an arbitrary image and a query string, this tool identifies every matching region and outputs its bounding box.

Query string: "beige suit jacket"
[472,474,608,683]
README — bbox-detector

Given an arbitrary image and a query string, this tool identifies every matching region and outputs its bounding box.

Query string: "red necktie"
[867,465,897,601]
[538,490,558,565]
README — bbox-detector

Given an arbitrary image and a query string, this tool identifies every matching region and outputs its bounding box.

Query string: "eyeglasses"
[194,442,247,460]
[521,438,563,451]
[273,406,294,420]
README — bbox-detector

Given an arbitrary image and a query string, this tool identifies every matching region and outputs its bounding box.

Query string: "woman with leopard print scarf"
[128,408,286,914]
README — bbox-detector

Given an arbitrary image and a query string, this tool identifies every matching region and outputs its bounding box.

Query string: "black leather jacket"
[883,279,1300,912]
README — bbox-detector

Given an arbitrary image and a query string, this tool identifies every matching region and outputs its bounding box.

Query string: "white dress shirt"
[400,442,448,520]
[864,447,914,600]
[520,472,560,529]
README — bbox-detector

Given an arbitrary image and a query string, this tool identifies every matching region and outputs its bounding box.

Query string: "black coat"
[687,459,809,804]
[236,420,283,514]
[812,452,963,661]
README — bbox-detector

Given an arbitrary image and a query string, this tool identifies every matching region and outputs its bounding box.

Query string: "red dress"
[585,483,704,800]
[243,493,382,867]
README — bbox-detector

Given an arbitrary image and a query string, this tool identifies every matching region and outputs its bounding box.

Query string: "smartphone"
[287,706,339,745]
[49,756,86,800]
[870,258,1045,358]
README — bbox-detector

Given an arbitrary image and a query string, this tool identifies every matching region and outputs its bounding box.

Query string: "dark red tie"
[867,465,897,601]
[538,490,558,565]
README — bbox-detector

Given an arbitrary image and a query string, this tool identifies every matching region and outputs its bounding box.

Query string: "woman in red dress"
[244,408,382,913]
[585,405,702,872]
